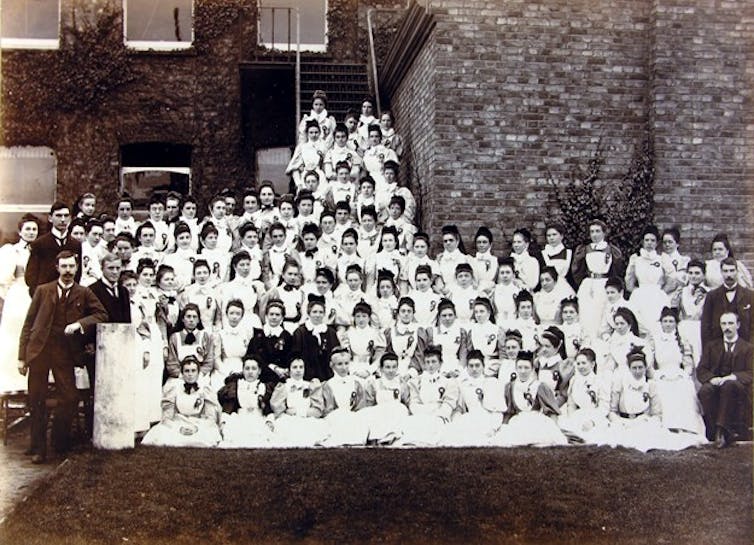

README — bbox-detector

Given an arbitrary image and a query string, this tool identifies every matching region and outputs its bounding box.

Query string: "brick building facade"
[1,0,751,266]
[382,0,753,263]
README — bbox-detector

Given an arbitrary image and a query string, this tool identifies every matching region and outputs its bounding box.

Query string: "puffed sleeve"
[647,381,662,418]
[308,382,329,418]
[270,382,288,416]
[438,379,460,421]
[625,254,638,293]
[200,386,221,423]
[570,244,588,288]
[166,333,181,378]
[160,380,180,421]
[535,383,561,417]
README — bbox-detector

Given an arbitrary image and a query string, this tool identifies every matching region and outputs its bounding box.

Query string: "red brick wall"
[394,0,652,255]
[388,26,438,233]
[650,0,754,265]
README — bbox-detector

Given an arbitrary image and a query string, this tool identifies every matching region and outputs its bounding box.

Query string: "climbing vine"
[549,134,655,258]
[46,2,136,113]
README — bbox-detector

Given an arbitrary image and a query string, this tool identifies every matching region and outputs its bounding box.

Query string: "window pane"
[125,0,193,43]
[0,147,56,205]
[121,170,190,206]
[1,0,58,40]
[259,0,326,47]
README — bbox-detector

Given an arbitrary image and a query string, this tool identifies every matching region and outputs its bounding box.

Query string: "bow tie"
[184,383,199,394]
[262,205,275,211]
[282,284,296,292]
[166,296,176,304]
[305,248,318,258]
[185,331,197,345]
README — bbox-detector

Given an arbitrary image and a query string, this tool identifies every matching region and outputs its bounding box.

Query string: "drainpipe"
[367,1,411,118]
[295,7,301,140]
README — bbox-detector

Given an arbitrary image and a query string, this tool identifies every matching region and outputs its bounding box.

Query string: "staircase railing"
[366,1,411,117]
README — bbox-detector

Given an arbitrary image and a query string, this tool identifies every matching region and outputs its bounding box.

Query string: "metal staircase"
[299,62,372,122]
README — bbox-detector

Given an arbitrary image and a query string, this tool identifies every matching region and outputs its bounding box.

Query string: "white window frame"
[0,146,57,216]
[0,0,61,50]
[123,0,194,51]
[258,0,328,53]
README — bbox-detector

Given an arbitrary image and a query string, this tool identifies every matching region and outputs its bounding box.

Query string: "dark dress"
[291,324,340,381]
[245,327,295,383]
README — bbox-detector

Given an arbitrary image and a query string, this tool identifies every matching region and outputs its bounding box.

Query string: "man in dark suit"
[88,252,131,324]
[697,311,753,448]
[701,257,754,347]
[25,201,83,296]
[18,250,107,463]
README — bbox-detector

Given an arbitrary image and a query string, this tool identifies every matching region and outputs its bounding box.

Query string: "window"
[120,143,191,209]
[0,0,60,49]
[0,146,56,242]
[259,0,327,52]
[124,0,193,50]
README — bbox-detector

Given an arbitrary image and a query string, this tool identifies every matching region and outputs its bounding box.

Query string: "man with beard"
[18,250,107,463]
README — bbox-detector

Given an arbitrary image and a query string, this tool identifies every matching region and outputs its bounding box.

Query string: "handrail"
[366,1,411,117]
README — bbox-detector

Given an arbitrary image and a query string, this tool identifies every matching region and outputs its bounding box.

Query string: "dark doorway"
[241,63,296,148]
[241,63,296,191]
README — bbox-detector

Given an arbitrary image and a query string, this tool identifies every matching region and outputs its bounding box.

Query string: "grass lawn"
[0,445,751,545]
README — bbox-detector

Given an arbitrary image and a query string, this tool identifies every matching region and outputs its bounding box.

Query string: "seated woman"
[601,307,652,379]
[558,296,588,361]
[141,356,222,448]
[496,330,523,386]
[399,346,460,447]
[444,350,506,447]
[246,299,294,384]
[606,347,702,452]
[217,357,274,448]
[368,269,400,331]
[345,301,386,380]
[360,353,412,445]
[417,298,469,378]
[166,303,215,382]
[467,297,502,378]
[489,350,568,447]
[533,267,575,327]
[558,348,610,444]
[384,296,423,380]
[499,290,538,353]
[292,294,341,381]
[268,358,327,447]
[535,325,573,407]
[308,347,372,447]
[212,300,253,392]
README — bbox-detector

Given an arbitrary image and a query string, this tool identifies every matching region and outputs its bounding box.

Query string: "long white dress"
[651,330,705,435]
[268,379,329,448]
[211,325,252,392]
[131,287,166,430]
[0,241,31,392]
[359,377,410,444]
[444,374,505,446]
[219,378,273,448]
[627,250,671,331]
[141,381,221,447]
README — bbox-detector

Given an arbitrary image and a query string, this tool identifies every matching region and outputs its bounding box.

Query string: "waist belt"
[619,411,644,419]
[588,273,608,279]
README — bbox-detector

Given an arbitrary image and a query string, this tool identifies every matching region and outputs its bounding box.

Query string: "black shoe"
[31,454,46,464]
[715,429,729,449]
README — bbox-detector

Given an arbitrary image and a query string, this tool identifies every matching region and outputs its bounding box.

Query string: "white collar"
[263,324,284,337]
[545,243,565,255]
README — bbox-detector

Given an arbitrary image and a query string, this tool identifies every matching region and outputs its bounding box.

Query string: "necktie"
[59,285,70,302]
[726,342,734,353]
